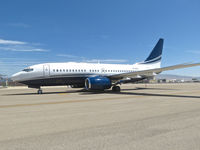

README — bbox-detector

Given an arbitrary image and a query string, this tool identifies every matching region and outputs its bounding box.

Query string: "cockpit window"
[22,68,34,72]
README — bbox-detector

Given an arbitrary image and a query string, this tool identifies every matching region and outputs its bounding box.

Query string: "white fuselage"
[11,62,160,82]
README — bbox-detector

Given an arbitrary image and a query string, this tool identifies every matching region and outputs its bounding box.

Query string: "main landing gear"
[112,86,121,92]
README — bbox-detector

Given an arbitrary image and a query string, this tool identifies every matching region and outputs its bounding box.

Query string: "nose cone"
[11,72,21,82]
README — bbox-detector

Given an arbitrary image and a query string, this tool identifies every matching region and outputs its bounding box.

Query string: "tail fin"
[143,38,164,64]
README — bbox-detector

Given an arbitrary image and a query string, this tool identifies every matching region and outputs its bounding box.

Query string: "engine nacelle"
[85,76,111,90]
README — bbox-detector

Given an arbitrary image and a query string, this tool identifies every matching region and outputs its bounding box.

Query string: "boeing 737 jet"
[11,39,200,94]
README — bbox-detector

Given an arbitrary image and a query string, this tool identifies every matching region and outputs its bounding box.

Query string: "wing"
[109,63,200,79]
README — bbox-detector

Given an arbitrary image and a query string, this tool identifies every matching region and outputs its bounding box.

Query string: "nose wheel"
[112,86,121,92]
[37,89,43,94]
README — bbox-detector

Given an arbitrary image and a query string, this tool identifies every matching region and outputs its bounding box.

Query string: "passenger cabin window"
[22,68,34,72]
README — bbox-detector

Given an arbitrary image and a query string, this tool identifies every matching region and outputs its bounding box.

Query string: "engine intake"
[85,76,111,90]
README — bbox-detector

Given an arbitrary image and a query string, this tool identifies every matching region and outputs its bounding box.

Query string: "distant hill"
[156,74,200,81]
[0,78,24,86]
[0,78,12,84]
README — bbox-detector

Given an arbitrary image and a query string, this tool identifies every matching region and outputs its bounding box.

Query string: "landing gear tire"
[37,89,43,94]
[112,86,121,92]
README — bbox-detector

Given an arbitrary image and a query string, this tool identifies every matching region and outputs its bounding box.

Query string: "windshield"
[22,68,34,72]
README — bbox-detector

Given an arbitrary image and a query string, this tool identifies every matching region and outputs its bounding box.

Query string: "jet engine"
[85,76,111,90]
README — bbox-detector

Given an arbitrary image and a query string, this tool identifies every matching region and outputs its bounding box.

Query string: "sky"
[0,0,200,77]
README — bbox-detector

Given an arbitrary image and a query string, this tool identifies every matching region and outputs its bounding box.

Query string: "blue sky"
[0,0,200,77]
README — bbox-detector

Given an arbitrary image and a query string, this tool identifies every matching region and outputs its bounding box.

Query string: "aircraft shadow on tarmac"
[121,87,177,91]
[80,88,200,99]
[3,88,200,99]
[3,89,85,96]
[108,91,200,99]
[3,87,174,96]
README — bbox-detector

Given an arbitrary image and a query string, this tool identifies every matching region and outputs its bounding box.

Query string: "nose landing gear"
[28,85,43,94]
[37,88,43,94]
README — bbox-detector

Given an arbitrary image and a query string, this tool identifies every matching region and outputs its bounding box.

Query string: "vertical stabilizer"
[144,38,164,63]
[136,38,164,69]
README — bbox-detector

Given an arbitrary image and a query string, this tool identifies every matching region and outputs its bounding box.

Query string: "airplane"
[11,38,200,94]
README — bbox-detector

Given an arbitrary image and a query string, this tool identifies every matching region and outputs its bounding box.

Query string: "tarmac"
[0,83,200,150]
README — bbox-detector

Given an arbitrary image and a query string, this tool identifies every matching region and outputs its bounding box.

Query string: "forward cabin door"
[43,64,50,77]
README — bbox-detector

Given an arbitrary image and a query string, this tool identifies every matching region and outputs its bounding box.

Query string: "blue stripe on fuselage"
[140,57,161,64]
